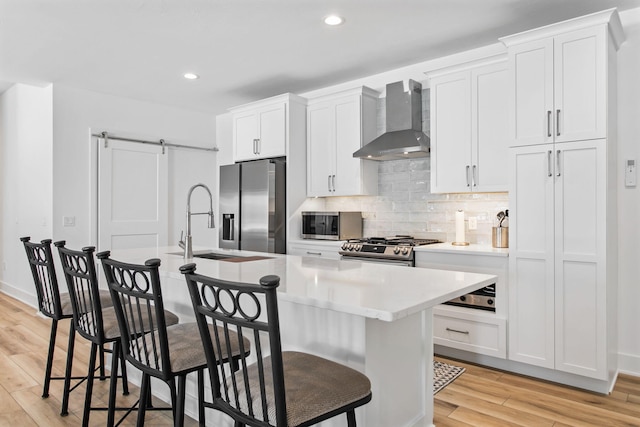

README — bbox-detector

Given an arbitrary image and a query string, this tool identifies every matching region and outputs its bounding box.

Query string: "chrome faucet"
[179,183,215,259]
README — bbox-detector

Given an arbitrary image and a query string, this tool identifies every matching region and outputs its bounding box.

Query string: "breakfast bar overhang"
[108,247,496,427]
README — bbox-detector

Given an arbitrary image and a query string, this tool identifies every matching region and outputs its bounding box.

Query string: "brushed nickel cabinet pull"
[556,109,561,136]
[306,251,322,256]
[472,165,477,187]
[556,149,561,177]
[547,110,552,138]
[328,175,331,192]
[547,150,553,177]
[446,327,470,335]
[466,165,471,187]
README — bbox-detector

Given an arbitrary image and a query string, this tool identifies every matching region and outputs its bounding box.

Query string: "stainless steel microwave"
[301,212,363,240]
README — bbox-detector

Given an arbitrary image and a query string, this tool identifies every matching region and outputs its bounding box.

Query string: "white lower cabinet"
[433,307,506,358]
[509,139,612,380]
[415,249,508,359]
[288,241,342,260]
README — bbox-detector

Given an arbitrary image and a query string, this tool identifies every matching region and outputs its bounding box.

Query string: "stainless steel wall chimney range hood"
[353,79,430,161]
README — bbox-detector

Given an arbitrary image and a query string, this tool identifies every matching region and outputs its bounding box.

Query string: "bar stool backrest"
[181,263,284,427]
[55,242,106,344]
[97,252,172,381]
[20,237,64,319]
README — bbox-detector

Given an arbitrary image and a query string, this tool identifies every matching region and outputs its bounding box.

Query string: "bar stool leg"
[197,370,205,427]
[82,343,98,427]
[42,318,58,398]
[347,410,356,427]
[99,344,106,380]
[119,343,129,395]
[175,375,187,427]
[106,341,121,427]
[136,373,150,427]
[60,321,76,415]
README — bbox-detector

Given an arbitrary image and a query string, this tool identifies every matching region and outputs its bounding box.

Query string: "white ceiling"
[2,0,639,115]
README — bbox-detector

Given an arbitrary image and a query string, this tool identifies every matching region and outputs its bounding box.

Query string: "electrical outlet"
[63,216,76,227]
[468,216,477,230]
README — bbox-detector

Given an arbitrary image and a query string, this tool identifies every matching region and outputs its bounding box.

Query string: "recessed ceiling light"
[184,73,199,80]
[324,15,344,26]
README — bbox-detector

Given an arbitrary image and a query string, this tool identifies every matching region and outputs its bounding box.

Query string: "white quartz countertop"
[107,246,496,322]
[414,242,509,257]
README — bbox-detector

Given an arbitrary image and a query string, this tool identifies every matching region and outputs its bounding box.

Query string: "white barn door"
[98,139,168,251]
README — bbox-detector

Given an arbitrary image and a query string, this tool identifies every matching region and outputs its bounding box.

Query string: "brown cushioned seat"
[234,351,372,426]
[77,305,179,340]
[59,289,114,317]
[134,323,250,373]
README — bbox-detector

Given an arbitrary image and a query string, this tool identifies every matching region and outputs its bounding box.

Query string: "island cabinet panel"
[230,93,306,162]
[306,87,379,197]
[429,58,509,193]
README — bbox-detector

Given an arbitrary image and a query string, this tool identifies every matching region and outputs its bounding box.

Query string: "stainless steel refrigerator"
[219,158,286,254]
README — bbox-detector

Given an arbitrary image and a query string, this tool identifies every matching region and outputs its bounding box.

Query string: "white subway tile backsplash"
[319,88,508,244]
[325,158,508,242]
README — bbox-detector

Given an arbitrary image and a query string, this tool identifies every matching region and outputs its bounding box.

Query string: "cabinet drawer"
[289,244,341,260]
[433,311,506,358]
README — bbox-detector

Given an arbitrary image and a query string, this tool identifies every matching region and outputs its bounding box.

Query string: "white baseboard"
[618,352,640,377]
[0,280,38,308]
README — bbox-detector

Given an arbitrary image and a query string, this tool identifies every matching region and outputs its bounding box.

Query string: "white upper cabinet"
[429,58,509,193]
[501,9,625,147]
[230,94,306,162]
[306,87,379,197]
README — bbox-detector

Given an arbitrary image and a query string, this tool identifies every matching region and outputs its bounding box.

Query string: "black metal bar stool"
[20,236,114,416]
[181,264,372,427]
[55,242,180,427]
[97,252,251,427]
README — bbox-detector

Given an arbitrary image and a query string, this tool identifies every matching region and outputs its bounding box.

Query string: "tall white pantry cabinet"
[501,9,624,386]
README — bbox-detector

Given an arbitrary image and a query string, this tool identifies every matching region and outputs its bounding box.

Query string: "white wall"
[0,84,217,300]
[616,7,640,375]
[51,85,218,251]
[0,84,53,304]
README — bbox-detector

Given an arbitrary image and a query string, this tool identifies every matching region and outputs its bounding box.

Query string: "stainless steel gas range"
[339,235,496,311]
[339,236,441,267]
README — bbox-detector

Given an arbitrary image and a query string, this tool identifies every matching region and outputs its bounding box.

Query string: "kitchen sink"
[192,252,240,260]
[168,251,272,263]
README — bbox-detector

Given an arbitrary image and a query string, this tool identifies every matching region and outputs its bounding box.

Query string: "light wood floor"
[1,291,639,426]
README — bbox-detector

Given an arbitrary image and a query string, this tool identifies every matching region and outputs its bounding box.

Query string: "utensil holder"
[492,227,509,248]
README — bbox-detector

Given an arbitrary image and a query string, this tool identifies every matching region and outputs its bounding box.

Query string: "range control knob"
[401,247,409,255]
[393,246,400,254]
[341,243,348,250]
[355,244,362,251]
[487,299,494,306]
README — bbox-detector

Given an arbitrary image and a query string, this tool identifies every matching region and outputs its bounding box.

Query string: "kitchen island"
[107,246,496,427]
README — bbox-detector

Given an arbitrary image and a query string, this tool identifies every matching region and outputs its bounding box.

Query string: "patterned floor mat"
[434,360,466,394]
